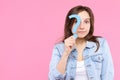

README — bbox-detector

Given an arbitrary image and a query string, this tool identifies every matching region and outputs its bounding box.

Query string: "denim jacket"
[48,38,114,80]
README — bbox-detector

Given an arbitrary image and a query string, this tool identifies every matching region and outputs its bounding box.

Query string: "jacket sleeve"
[101,39,114,80]
[48,44,66,80]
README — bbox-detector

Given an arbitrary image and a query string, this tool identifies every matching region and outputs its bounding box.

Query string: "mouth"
[77,31,86,34]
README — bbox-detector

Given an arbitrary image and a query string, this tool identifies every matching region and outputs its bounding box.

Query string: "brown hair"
[62,5,101,52]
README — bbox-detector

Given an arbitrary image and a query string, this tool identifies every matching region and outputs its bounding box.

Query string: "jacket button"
[70,77,74,80]
[89,76,94,80]
[85,55,89,58]
[86,64,91,67]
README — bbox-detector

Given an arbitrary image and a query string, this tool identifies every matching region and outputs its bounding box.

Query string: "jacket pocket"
[91,53,104,74]
[91,54,104,63]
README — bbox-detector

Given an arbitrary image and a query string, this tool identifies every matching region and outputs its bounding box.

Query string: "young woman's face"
[72,11,90,38]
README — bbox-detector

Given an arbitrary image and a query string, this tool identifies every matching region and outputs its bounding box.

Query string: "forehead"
[78,11,90,20]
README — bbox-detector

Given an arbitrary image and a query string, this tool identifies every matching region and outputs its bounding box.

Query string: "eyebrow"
[84,18,90,21]
[84,18,90,20]
[74,18,90,22]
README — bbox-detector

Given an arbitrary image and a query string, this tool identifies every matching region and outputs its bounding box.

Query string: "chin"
[78,36,85,39]
[78,35,86,38]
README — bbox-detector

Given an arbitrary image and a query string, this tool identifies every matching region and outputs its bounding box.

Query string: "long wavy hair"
[62,5,101,52]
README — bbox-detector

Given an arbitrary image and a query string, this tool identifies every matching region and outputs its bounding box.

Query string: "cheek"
[88,26,91,31]
[86,25,90,31]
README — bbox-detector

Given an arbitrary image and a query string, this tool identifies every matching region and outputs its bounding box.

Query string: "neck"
[75,38,87,52]
[75,38,86,45]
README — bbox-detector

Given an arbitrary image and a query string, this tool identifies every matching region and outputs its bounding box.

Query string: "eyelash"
[84,21,90,24]
[74,20,90,24]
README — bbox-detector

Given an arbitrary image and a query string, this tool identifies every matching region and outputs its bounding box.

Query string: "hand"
[64,36,76,55]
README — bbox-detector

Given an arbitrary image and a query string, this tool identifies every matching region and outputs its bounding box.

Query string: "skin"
[72,11,90,38]
[57,11,91,74]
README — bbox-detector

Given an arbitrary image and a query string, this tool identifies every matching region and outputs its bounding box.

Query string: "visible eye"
[85,20,90,24]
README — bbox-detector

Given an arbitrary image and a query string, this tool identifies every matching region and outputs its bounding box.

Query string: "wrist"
[63,51,69,58]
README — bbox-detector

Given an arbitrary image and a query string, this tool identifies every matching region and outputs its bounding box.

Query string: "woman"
[48,5,114,80]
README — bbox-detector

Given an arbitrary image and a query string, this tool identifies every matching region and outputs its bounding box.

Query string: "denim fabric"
[48,38,114,80]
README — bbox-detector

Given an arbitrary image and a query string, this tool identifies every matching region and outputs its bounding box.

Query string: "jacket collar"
[72,40,96,51]
[70,41,96,58]
[85,41,96,49]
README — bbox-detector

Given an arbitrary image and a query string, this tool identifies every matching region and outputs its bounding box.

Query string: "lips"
[78,31,86,34]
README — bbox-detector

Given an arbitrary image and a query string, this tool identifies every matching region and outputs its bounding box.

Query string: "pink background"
[0,0,120,80]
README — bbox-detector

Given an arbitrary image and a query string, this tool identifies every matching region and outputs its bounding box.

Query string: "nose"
[79,23,84,29]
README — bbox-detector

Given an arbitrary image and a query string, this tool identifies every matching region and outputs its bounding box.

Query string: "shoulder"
[97,37,106,42]
[53,42,65,55]
[96,37,109,47]
[54,42,64,49]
